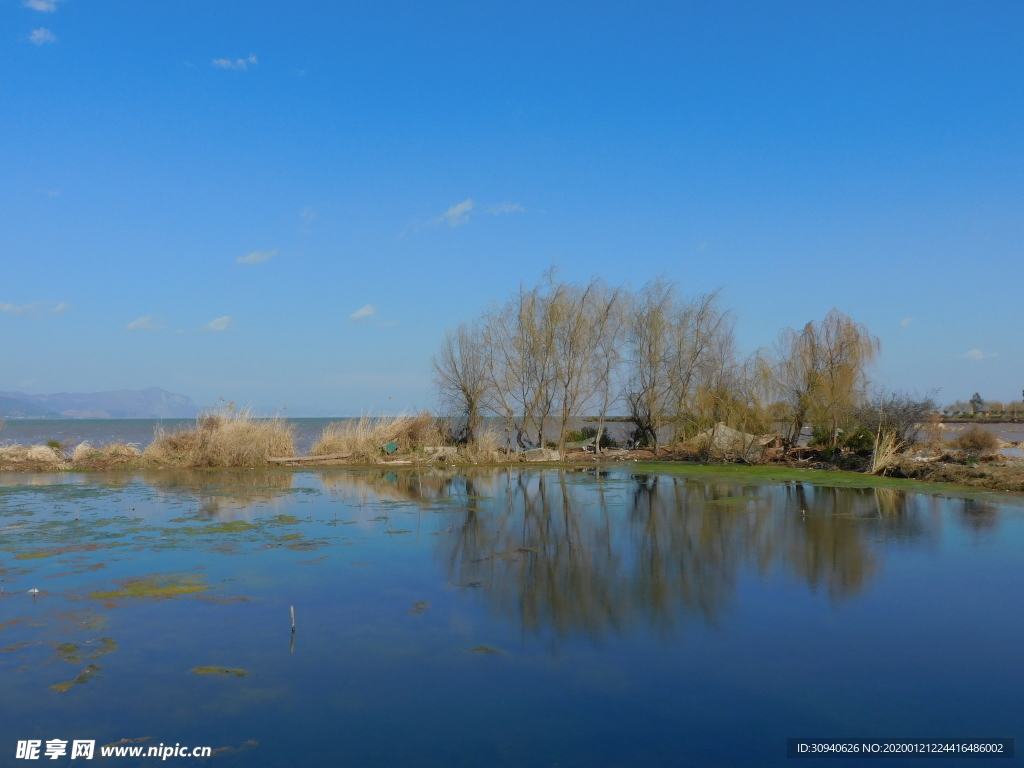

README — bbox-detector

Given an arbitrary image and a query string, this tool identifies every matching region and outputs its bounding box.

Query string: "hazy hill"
[0,388,199,419]
[0,396,57,418]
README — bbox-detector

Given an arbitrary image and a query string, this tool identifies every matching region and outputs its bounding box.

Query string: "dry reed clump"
[870,430,904,475]
[463,428,506,463]
[144,408,295,467]
[950,425,1001,453]
[310,412,446,462]
[71,441,141,462]
[0,444,64,464]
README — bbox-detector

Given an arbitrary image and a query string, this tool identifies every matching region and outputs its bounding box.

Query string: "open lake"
[1,467,1021,766]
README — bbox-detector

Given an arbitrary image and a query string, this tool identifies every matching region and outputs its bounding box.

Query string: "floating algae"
[51,663,101,692]
[86,637,118,659]
[88,575,208,601]
[173,520,257,535]
[192,666,247,677]
[56,643,82,663]
[15,552,54,560]
[471,646,501,654]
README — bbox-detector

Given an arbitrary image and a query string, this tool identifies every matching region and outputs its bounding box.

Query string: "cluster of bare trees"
[433,273,884,452]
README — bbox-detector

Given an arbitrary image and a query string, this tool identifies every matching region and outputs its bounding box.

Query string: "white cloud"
[24,0,61,11]
[350,304,376,321]
[300,207,315,232]
[1,300,65,315]
[126,315,165,331]
[486,202,524,215]
[433,199,474,227]
[236,249,277,265]
[961,349,996,360]
[29,27,56,44]
[0,302,35,314]
[900,317,914,329]
[203,316,233,332]
[212,55,258,71]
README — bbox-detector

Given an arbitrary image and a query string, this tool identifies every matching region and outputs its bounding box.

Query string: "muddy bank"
[887,460,1024,494]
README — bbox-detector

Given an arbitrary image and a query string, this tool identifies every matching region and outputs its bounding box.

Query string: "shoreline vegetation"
[1,406,1023,494]
[2,273,1022,493]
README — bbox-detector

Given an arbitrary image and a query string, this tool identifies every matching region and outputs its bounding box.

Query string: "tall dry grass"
[0,444,63,464]
[463,428,506,462]
[310,412,446,462]
[870,430,903,475]
[144,406,295,467]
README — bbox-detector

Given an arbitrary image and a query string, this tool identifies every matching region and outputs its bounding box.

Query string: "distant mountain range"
[0,388,199,419]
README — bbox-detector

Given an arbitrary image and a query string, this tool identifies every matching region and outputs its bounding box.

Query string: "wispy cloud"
[1,300,66,315]
[900,317,914,329]
[961,349,996,360]
[433,199,474,227]
[0,302,36,314]
[350,304,376,321]
[300,207,315,232]
[24,0,62,11]
[126,315,165,331]
[486,202,524,215]
[29,27,56,44]
[203,316,233,332]
[236,249,277,265]
[212,55,258,71]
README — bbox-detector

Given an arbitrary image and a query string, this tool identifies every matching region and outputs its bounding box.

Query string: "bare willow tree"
[589,285,628,454]
[622,279,676,452]
[432,274,883,459]
[623,280,732,453]
[665,291,734,441]
[481,273,628,450]
[551,278,627,449]
[773,309,880,448]
[482,274,562,448]
[432,320,489,442]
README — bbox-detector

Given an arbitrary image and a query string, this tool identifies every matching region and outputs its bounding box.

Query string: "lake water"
[1,466,1022,766]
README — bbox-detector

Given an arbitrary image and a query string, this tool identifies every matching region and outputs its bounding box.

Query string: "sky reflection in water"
[1,468,1022,766]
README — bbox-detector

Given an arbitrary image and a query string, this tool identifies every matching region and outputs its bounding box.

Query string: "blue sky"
[2,0,1022,414]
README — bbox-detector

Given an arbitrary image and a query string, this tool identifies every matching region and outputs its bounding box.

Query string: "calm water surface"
[1,467,1022,766]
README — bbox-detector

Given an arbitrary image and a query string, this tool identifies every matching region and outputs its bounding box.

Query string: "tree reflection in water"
[47,467,988,639]
[319,468,944,638]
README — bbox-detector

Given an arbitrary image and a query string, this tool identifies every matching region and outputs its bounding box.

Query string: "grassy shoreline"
[3,408,1023,495]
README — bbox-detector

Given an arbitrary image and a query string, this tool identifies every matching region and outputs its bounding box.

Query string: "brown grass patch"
[310,412,446,462]
[0,444,64,465]
[143,406,295,467]
[950,425,1001,453]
